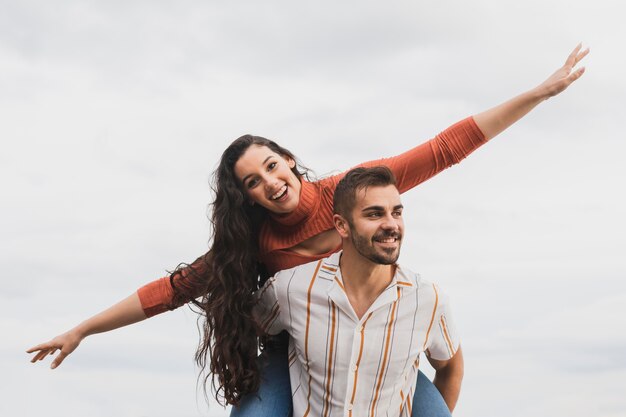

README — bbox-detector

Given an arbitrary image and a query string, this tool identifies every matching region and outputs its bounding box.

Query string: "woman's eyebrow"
[241,156,275,183]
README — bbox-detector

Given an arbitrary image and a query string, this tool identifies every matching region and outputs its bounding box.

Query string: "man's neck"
[338,247,395,319]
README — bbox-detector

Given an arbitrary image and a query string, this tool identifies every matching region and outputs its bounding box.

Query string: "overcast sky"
[2,1,625,416]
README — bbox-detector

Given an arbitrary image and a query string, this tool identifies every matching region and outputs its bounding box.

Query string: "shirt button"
[346,404,353,411]
[351,364,358,372]
[356,325,363,332]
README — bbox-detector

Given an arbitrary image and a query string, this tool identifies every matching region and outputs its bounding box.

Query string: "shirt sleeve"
[426,284,460,361]
[326,116,486,193]
[253,275,285,335]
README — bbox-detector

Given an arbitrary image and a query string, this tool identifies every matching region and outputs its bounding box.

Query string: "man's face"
[347,184,404,265]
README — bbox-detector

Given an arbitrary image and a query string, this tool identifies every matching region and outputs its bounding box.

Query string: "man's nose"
[381,214,400,230]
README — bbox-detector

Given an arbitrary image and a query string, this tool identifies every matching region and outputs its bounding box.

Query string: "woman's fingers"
[27,340,64,363]
[26,342,51,354]
[575,47,590,65]
[30,348,54,363]
[29,349,47,363]
[27,342,51,362]
[568,66,586,83]
[27,344,70,368]
[565,44,589,70]
[51,351,69,369]
[565,43,583,67]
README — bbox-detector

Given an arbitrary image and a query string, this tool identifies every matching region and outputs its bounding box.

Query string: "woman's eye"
[268,162,277,170]
[247,178,259,188]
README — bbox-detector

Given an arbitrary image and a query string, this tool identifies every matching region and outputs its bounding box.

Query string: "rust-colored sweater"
[138,117,486,317]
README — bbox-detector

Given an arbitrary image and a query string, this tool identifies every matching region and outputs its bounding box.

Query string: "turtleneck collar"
[269,179,321,227]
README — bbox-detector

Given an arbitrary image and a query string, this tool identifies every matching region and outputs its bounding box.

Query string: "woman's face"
[234,144,302,214]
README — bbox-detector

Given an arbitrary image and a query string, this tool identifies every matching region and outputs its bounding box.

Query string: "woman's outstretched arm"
[26,293,147,369]
[355,44,589,193]
[474,44,588,140]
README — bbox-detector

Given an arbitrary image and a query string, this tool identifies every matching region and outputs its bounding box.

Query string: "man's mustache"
[372,230,402,241]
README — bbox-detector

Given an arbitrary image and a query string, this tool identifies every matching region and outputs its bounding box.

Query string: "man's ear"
[333,214,350,238]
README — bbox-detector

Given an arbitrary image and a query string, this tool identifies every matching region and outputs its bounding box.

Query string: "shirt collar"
[325,251,417,289]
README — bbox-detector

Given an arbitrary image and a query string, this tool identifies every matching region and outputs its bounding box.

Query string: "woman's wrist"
[73,322,92,340]
[529,84,553,102]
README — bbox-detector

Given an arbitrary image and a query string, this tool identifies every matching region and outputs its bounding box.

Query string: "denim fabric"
[230,345,292,417]
[411,371,452,417]
[230,344,451,417]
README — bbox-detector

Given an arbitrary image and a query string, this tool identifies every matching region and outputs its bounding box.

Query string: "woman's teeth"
[271,185,287,200]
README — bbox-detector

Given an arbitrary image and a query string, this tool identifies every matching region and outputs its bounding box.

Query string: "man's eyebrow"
[361,204,403,212]
[361,205,385,212]
[241,155,274,184]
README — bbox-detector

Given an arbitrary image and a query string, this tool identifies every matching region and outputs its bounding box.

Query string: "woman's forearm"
[74,292,147,338]
[474,44,588,141]
[473,87,546,140]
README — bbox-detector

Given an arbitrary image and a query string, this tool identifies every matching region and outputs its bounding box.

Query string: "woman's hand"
[535,43,589,99]
[27,329,84,369]
[474,44,590,140]
[26,293,148,369]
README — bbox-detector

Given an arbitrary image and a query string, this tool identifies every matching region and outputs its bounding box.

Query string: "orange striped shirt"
[254,252,460,417]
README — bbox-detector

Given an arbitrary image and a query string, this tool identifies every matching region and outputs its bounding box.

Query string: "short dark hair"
[333,166,397,219]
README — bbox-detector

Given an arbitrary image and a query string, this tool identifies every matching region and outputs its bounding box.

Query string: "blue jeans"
[230,344,451,417]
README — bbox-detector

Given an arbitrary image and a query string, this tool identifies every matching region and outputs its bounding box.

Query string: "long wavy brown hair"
[167,135,310,406]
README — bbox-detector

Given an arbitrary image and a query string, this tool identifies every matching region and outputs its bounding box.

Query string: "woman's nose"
[263,174,279,191]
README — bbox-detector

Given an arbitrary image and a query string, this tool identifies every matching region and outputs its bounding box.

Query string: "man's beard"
[350,227,402,265]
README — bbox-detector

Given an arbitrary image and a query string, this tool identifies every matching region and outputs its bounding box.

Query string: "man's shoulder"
[273,252,341,287]
[395,263,423,287]
[275,252,340,279]
[395,264,443,297]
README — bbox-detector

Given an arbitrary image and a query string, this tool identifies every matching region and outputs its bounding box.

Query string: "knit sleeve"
[137,277,175,318]
[351,116,486,193]
[137,252,211,317]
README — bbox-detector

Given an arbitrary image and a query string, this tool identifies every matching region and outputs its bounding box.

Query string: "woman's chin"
[269,198,299,215]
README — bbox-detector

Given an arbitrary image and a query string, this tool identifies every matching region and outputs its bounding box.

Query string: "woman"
[28,45,588,416]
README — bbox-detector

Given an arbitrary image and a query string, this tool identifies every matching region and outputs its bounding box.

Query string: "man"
[254,166,464,417]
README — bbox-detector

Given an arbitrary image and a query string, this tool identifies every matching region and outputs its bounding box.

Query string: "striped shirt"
[254,251,460,417]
